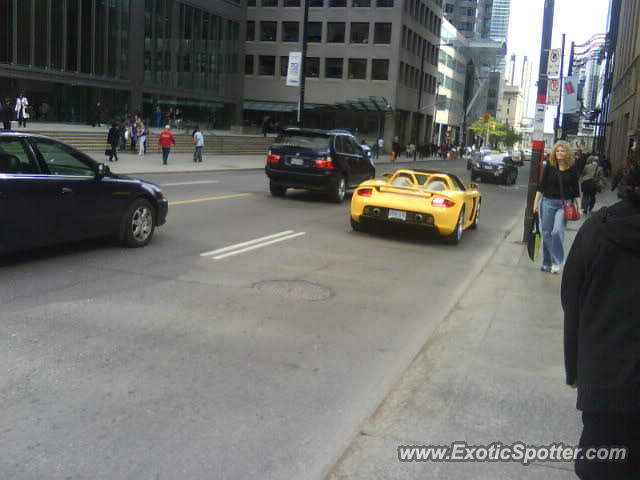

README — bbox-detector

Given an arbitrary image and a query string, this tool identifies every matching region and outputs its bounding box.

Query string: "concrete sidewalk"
[88,151,444,175]
[328,191,619,480]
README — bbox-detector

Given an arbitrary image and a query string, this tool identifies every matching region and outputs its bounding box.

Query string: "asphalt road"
[1,158,530,480]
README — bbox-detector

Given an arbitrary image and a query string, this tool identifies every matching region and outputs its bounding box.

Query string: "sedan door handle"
[61,187,73,194]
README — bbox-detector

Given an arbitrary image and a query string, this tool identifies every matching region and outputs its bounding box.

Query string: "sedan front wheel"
[121,198,156,247]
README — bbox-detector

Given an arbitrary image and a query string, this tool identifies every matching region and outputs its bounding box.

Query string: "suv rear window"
[272,133,331,150]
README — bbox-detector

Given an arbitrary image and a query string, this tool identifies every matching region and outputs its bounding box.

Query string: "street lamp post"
[297,0,310,127]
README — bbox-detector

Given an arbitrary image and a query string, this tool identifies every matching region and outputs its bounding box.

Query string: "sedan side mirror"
[96,163,111,180]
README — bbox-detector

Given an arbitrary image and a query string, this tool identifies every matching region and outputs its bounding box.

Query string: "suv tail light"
[431,196,455,208]
[267,153,281,164]
[357,188,373,197]
[314,157,335,169]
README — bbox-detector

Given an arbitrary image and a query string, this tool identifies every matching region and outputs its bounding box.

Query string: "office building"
[0,0,245,128]
[443,0,492,40]
[244,0,444,145]
[488,0,510,42]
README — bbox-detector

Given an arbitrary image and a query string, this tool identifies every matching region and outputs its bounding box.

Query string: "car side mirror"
[96,163,110,180]
[383,172,393,180]
[469,182,479,190]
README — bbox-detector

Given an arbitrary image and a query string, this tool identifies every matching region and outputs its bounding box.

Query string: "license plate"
[388,209,407,221]
[290,158,304,166]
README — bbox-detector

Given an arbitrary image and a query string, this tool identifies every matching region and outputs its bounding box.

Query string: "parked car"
[0,132,168,254]
[470,152,519,185]
[327,129,374,161]
[265,128,376,202]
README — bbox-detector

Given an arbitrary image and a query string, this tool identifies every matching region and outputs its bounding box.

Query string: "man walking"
[15,93,29,128]
[193,126,204,163]
[158,125,176,165]
[1,98,13,130]
[106,122,120,162]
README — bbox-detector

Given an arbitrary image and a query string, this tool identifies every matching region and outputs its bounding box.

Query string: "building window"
[350,23,369,44]
[374,23,392,44]
[283,22,299,42]
[326,58,343,78]
[248,0,256,5]
[348,58,367,79]
[305,57,320,77]
[247,21,255,41]
[327,22,346,43]
[376,0,393,6]
[329,0,346,5]
[352,0,371,5]
[310,0,323,6]
[445,4,453,13]
[307,22,322,42]
[259,55,276,75]
[260,21,277,41]
[262,0,278,6]
[245,55,254,75]
[284,0,300,5]
[280,56,289,76]
[371,59,389,80]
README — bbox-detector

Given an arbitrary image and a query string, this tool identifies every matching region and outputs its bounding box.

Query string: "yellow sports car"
[350,169,481,245]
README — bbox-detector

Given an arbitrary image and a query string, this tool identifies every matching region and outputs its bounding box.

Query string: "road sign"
[547,78,561,105]
[286,52,302,87]
[547,48,561,77]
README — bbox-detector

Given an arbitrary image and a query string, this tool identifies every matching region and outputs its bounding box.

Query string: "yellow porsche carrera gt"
[350,169,481,245]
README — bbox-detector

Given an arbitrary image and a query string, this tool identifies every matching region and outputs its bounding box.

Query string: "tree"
[502,124,523,148]
[470,115,522,149]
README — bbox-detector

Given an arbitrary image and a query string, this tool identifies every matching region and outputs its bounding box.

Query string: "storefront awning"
[243,97,392,113]
[243,100,298,112]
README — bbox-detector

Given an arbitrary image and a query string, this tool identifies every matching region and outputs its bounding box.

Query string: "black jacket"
[562,200,640,413]
[107,126,120,145]
[537,163,580,200]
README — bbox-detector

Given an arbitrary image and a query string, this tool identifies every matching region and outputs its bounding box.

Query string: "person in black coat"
[561,146,640,479]
[1,97,13,130]
[106,122,120,162]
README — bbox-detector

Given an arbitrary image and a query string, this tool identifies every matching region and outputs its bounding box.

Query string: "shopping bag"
[527,212,542,261]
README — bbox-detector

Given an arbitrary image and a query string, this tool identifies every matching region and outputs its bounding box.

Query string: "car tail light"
[431,196,455,208]
[267,153,281,164]
[314,157,335,169]
[357,188,373,197]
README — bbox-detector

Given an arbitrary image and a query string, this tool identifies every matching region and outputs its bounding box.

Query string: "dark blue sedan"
[0,132,168,254]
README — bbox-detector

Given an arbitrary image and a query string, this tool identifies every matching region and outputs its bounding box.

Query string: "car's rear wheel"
[350,217,366,232]
[121,198,155,247]
[328,174,346,203]
[470,202,480,229]
[270,182,287,197]
[445,207,465,245]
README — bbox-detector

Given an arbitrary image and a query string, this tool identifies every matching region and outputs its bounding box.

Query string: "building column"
[128,0,145,114]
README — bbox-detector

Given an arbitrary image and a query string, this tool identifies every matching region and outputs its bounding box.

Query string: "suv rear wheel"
[270,182,287,197]
[328,174,346,203]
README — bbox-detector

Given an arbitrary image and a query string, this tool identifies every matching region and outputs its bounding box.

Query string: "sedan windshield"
[482,154,506,164]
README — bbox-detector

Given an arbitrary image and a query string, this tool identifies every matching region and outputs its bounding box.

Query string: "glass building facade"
[0,0,245,128]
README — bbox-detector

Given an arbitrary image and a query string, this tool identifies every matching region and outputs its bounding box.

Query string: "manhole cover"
[254,280,333,301]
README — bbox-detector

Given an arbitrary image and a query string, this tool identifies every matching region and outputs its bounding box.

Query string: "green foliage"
[470,115,522,148]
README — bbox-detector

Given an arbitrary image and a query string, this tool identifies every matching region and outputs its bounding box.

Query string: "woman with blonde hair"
[533,141,581,274]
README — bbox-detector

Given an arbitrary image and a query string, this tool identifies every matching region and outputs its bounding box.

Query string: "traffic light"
[491,122,496,131]
[483,113,490,123]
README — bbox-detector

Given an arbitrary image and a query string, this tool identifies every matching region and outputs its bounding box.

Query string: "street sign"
[533,104,546,142]
[547,78,561,105]
[562,76,578,113]
[547,48,561,77]
[286,52,302,87]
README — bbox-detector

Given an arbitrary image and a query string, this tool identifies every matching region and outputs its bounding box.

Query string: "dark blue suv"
[0,132,168,254]
[265,129,375,202]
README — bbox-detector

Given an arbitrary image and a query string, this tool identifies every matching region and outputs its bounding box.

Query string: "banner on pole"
[286,52,302,87]
[562,76,578,113]
[547,79,561,105]
[547,48,561,77]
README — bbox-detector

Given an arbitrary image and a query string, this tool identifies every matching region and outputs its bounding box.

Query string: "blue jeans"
[162,147,170,164]
[540,197,566,267]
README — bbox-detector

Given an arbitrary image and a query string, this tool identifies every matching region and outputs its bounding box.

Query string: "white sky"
[506,0,610,127]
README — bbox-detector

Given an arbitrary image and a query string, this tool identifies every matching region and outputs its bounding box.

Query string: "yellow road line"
[169,193,251,206]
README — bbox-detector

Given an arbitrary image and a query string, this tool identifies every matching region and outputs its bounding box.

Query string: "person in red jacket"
[158,125,176,165]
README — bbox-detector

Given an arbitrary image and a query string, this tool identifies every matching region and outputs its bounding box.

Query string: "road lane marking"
[212,232,306,260]
[169,193,250,206]
[201,230,295,257]
[161,180,219,187]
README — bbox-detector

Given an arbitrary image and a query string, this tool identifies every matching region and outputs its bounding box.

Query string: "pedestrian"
[391,136,400,163]
[129,121,137,152]
[193,125,204,163]
[377,137,384,156]
[158,125,175,165]
[106,121,120,162]
[137,120,147,156]
[118,122,126,151]
[574,149,587,176]
[154,106,162,127]
[93,101,102,127]
[1,97,12,130]
[561,145,640,480]
[407,141,416,159]
[580,155,605,214]
[532,140,581,274]
[14,93,29,128]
